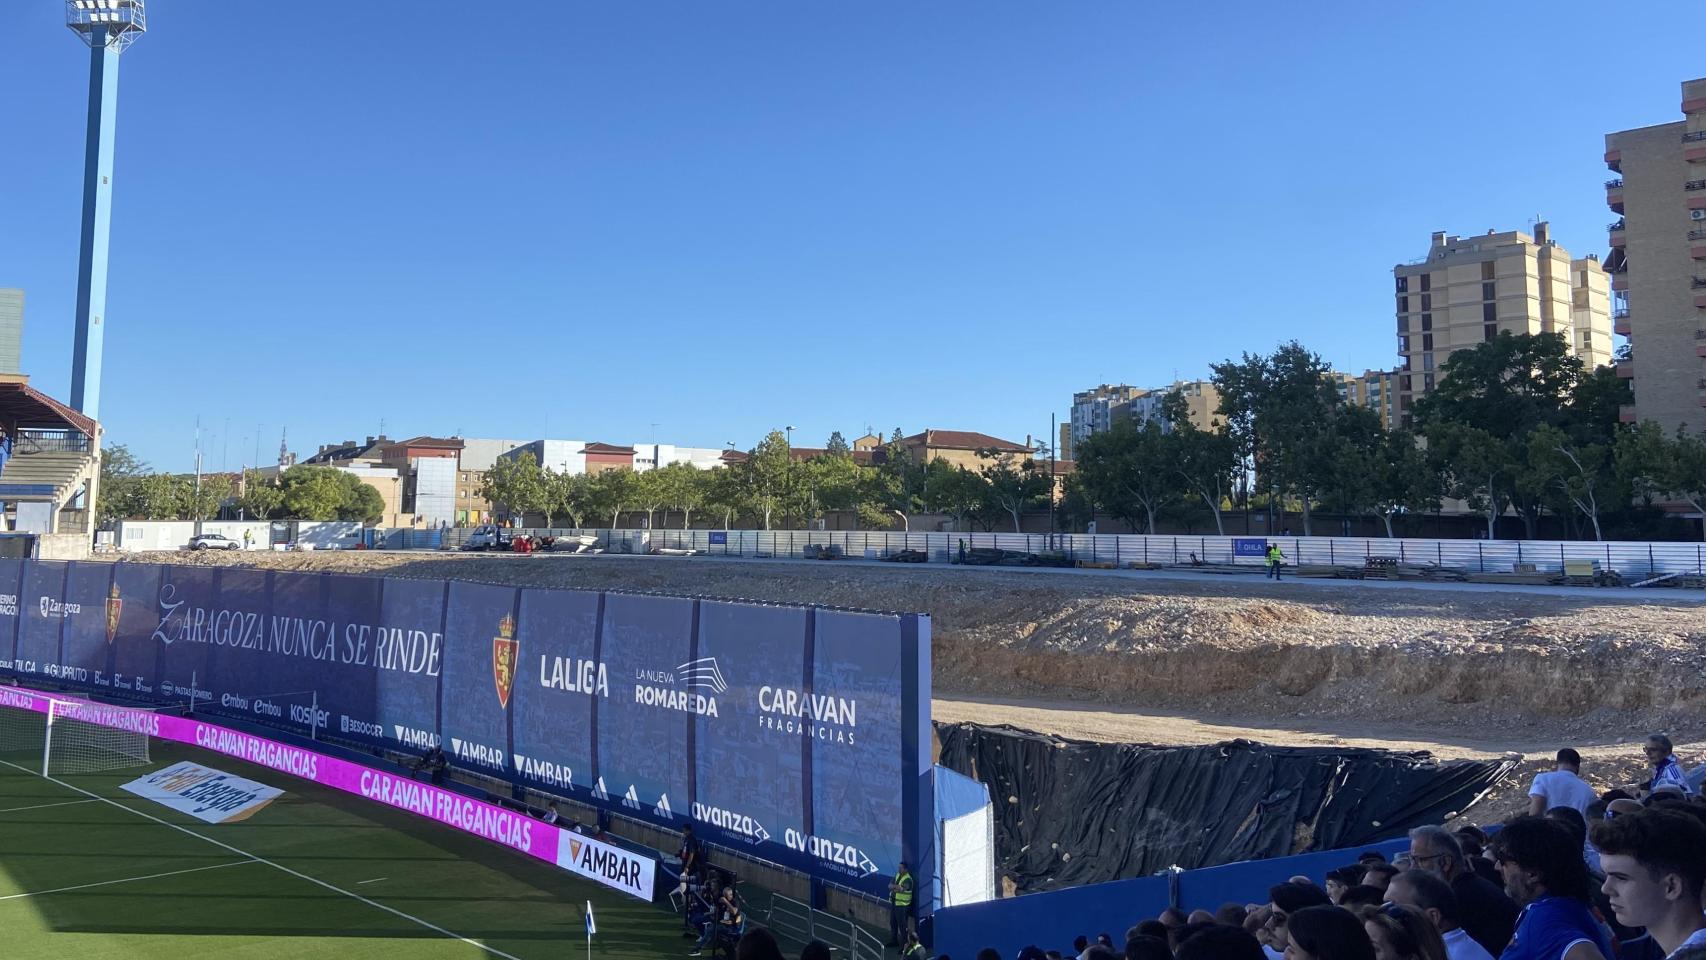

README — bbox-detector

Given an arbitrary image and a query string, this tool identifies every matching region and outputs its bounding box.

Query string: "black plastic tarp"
[935,722,1518,894]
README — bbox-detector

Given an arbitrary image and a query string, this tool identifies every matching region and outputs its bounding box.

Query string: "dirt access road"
[123,548,1706,817]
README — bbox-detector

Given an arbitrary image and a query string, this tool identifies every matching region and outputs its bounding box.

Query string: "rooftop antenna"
[66,0,148,420]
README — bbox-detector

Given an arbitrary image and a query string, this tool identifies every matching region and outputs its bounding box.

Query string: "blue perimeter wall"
[0,559,931,901]
[928,836,1410,957]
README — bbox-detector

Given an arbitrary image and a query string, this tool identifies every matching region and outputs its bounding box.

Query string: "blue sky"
[0,2,1698,472]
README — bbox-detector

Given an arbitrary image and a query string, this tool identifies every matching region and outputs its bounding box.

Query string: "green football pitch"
[0,736,690,959]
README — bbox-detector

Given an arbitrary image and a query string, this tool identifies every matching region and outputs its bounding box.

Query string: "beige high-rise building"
[1604,77,1706,433]
[1392,223,1612,423]
[1333,369,1401,430]
[1129,379,1222,433]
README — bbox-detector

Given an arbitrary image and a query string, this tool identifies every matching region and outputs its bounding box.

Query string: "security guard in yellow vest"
[887,860,915,948]
[1265,542,1286,580]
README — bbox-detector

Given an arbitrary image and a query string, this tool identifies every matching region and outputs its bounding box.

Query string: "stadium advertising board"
[0,685,657,901]
[0,560,931,899]
[119,760,284,823]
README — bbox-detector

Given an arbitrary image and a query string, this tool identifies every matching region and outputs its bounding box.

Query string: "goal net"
[0,698,155,777]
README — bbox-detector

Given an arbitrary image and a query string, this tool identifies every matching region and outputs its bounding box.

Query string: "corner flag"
[585,901,596,936]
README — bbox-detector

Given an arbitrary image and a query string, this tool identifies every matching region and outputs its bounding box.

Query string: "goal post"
[37,698,154,777]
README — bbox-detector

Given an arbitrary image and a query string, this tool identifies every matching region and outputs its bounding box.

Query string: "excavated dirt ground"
[118,549,1706,822]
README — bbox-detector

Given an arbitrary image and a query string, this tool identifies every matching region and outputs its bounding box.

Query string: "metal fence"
[762,893,887,960]
[436,527,1706,580]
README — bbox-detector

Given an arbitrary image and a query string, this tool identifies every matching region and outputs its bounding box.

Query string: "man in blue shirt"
[1490,817,1612,960]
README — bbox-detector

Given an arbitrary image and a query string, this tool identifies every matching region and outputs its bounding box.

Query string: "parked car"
[461,525,510,551]
[187,533,242,551]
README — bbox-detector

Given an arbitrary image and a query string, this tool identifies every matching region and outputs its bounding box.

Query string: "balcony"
[1615,316,1632,335]
[1619,404,1638,424]
[1606,149,1621,173]
[1616,359,1634,378]
[1614,274,1629,292]
[1694,246,1706,261]
[1690,180,1706,192]
[1606,179,1625,213]
[1694,277,1706,288]
[1693,229,1706,241]
[1687,131,1706,142]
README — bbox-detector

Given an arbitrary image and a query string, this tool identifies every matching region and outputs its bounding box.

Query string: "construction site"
[116,546,1706,823]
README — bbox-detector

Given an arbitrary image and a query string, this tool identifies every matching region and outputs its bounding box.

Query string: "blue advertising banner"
[808,609,906,883]
[1233,538,1270,558]
[693,601,808,856]
[596,592,696,819]
[441,581,521,779]
[373,577,447,753]
[510,587,601,796]
[0,560,932,902]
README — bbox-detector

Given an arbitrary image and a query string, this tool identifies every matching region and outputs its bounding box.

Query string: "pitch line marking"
[0,759,525,960]
[0,798,98,815]
[0,859,255,901]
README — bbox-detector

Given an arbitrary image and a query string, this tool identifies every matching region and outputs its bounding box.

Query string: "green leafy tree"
[238,469,283,521]
[1619,423,1706,541]
[978,452,1049,533]
[279,467,351,521]
[132,473,193,520]
[743,431,793,530]
[703,466,745,529]
[1164,393,1238,535]
[825,431,850,457]
[633,468,671,529]
[188,474,234,521]
[1426,423,1513,539]
[1211,342,1342,534]
[584,469,637,528]
[1415,331,1582,436]
[1528,424,1617,541]
[923,460,989,530]
[654,462,705,529]
[804,451,863,522]
[1371,430,1441,538]
[341,476,385,524]
[96,443,148,524]
[1074,418,1177,534]
[480,451,547,523]
[547,469,590,528]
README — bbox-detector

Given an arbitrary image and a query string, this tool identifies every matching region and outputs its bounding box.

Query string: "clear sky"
[0,2,1699,472]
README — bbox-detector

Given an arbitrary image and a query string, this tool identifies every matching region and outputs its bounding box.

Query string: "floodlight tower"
[66,0,147,421]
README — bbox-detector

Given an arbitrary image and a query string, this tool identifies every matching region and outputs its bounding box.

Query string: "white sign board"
[554,828,656,901]
[120,761,284,824]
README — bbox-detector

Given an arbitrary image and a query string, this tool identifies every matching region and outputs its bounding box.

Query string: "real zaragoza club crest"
[492,613,518,709]
[105,583,122,644]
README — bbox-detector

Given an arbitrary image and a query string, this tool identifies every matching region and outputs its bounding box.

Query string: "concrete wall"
[36,533,88,560]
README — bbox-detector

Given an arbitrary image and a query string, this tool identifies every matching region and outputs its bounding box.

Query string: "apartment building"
[1332,370,1401,430]
[1069,384,1146,448]
[1604,77,1706,432]
[380,436,462,528]
[1393,223,1612,421]
[1129,379,1222,433]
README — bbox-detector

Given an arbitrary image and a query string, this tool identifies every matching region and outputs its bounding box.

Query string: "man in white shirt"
[1529,748,1597,817]
[1387,869,1495,960]
[1592,807,1706,959]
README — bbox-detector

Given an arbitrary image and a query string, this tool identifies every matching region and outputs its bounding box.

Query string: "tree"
[279,467,352,521]
[923,460,988,530]
[655,462,705,529]
[978,452,1049,533]
[703,466,745,529]
[480,452,547,523]
[633,468,670,529]
[188,474,234,522]
[584,469,636,528]
[1528,425,1615,541]
[1426,423,1513,539]
[804,451,862,523]
[341,477,385,524]
[96,443,148,524]
[131,473,193,520]
[547,470,590,528]
[743,431,793,530]
[238,469,283,521]
[1165,394,1238,535]
[825,431,850,457]
[1370,430,1441,538]
[1211,342,1342,534]
[1619,423,1706,541]
[1415,331,1583,436]
[1074,418,1177,534]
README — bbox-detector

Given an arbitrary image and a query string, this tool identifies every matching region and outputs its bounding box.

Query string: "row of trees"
[1070,333,1706,541]
[98,450,385,524]
[480,431,1058,532]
